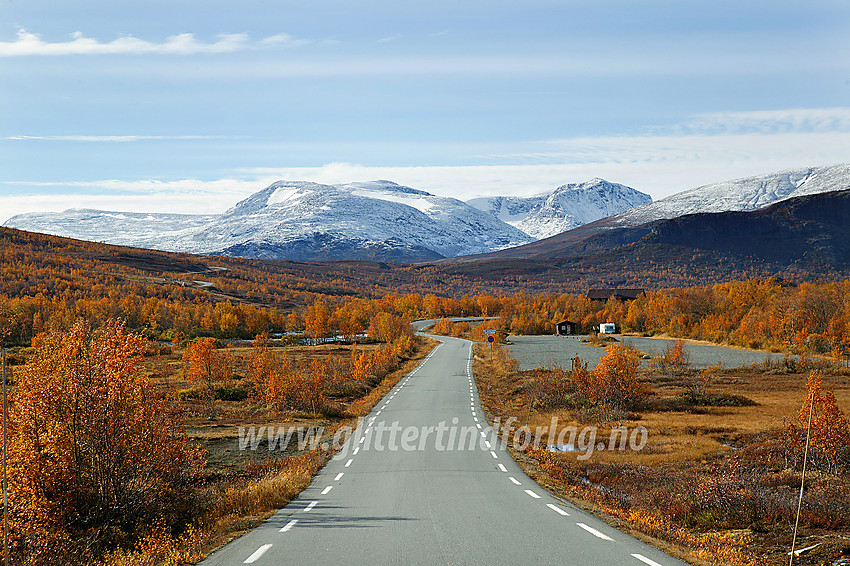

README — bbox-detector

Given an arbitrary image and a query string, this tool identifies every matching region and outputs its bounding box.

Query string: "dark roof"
[555,320,576,325]
[586,288,645,300]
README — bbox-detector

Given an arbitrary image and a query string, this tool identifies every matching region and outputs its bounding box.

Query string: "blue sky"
[1,0,849,218]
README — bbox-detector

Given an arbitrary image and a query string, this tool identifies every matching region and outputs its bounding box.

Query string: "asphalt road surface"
[201,323,690,566]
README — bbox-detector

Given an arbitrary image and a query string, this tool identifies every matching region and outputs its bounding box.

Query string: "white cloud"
[659,107,850,135]
[235,130,850,199]
[0,29,309,56]
[4,124,849,220]
[259,34,310,48]
[0,178,263,221]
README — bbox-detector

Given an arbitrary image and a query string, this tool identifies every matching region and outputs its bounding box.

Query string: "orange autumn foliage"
[183,337,233,391]
[787,372,850,473]
[577,345,647,413]
[9,320,203,565]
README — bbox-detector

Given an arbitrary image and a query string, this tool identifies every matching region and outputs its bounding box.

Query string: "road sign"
[487,335,494,343]
[483,329,497,335]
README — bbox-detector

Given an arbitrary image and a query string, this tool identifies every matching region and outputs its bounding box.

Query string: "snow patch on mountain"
[0,209,217,250]
[609,163,850,227]
[4,180,534,261]
[468,178,652,239]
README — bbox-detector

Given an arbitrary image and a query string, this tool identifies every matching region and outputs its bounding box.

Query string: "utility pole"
[1,347,7,566]
[789,391,815,565]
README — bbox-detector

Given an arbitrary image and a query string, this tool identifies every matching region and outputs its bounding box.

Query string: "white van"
[599,323,617,334]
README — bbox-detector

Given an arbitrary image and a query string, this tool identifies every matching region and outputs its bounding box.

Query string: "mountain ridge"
[467,178,652,239]
[5,178,645,262]
[448,163,850,263]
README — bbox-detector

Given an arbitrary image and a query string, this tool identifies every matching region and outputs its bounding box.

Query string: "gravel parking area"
[506,334,789,370]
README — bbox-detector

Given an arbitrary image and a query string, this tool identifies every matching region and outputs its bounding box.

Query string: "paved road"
[201,324,689,566]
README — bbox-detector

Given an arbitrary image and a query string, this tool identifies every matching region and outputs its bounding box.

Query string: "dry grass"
[99,335,439,565]
[472,342,850,566]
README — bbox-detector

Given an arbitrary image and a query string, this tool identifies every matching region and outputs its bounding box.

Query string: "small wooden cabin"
[555,320,577,335]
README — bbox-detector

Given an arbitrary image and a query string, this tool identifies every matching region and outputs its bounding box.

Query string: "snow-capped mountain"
[467,178,652,239]
[0,209,217,250]
[608,163,850,228]
[4,180,535,262]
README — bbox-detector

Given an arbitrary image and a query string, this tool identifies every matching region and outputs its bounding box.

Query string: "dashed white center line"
[546,503,570,516]
[334,472,344,481]
[577,522,615,541]
[490,451,498,459]
[353,447,360,455]
[359,437,365,444]
[497,463,507,472]
[303,501,317,512]
[244,544,273,563]
[345,459,353,467]
[484,441,492,449]
[509,477,521,485]
[473,417,478,422]
[376,411,381,415]
[631,554,664,566]
[279,519,298,532]
[321,485,333,495]
[479,431,487,438]
[524,489,541,499]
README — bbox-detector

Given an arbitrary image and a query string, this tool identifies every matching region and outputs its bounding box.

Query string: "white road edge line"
[244,544,273,562]
[577,522,615,541]
[321,485,333,495]
[279,519,298,532]
[631,554,664,566]
[303,501,317,512]
[546,503,570,516]
[524,489,541,499]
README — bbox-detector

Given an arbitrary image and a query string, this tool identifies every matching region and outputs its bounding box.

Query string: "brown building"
[586,288,645,301]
